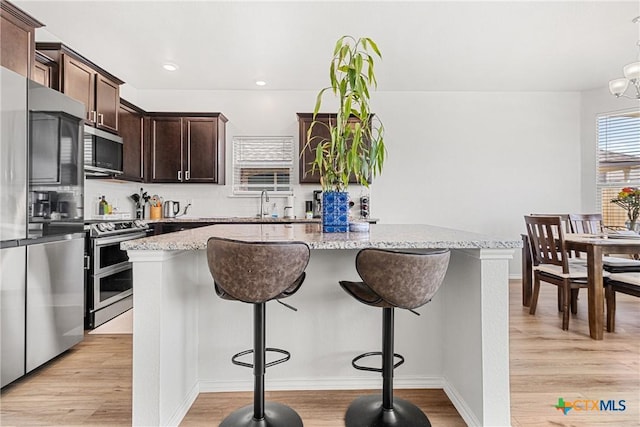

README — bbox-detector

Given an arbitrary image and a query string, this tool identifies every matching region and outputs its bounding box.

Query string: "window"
[597,109,640,227]
[232,136,294,195]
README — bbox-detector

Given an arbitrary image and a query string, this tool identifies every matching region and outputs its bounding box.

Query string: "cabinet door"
[298,113,328,184]
[0,15,32,78]
[183,117,217,183]
[95,74,119,133]
[151,117,182,182]
[32,61,50,87]
[62,55,95,123]
[297,113,370,185]
[119,103,144,181]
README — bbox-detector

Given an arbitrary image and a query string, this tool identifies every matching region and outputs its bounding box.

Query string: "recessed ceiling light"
[255,80,267,86]
[163,63,179,72]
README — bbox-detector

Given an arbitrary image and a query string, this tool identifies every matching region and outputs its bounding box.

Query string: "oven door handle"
[93,261,132,278]
[94,232,149,247]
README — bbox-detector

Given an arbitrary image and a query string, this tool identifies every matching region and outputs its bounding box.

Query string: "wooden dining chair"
[568,213,640,273]
[527,213,580,312]
[605,273,640,332]
[568,213,605,234]
[524,215,606,330]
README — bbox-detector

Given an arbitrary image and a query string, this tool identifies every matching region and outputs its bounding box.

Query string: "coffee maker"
[312,190,322,218]
[30,191,52,218]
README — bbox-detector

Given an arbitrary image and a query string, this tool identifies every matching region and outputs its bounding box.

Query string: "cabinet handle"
[88,110,97,123]
[187,123,191,177]
[98,113,104,125]
[185,171,190,181]
[140,119,144,179]
[178,170,182,181]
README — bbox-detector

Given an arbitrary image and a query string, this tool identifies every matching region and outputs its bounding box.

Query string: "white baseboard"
[443,378,481,427]
[165,381,200,427]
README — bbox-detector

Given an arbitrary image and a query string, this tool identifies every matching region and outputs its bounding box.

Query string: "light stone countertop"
[122,223,522,251]
[149,216,321,223]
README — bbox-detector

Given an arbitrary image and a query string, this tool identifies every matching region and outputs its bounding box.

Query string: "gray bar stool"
[339,248,450,427]
[207,237,311,427]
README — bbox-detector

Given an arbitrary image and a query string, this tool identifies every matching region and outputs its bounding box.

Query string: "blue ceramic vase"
[322,191,349,233]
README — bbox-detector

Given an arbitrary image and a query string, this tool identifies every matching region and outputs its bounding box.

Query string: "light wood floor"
[1,280,638,426]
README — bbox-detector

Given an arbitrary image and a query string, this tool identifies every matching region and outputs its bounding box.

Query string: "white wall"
[88,89,583,275]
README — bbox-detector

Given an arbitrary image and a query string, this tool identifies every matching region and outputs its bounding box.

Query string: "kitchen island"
[123,223,520,426]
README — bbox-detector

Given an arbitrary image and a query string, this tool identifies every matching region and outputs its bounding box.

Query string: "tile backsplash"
[85,179,370,220]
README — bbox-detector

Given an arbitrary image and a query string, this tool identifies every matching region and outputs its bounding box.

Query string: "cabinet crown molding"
[1,0,44,28]
[36,42,124,85]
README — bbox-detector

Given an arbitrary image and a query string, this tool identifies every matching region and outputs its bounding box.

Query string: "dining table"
[522,232,640,340]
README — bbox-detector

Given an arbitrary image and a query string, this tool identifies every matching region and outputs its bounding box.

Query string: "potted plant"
[305,35,386,232]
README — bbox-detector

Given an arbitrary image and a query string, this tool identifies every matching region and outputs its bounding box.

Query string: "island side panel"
[479,248,512,427]
[441,248,512,427]
[129,250,200,426]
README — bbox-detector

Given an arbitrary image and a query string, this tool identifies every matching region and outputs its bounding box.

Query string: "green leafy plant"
[306,35,386,192]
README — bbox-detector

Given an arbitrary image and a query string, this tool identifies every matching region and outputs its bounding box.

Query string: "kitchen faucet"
[260,190,270,218]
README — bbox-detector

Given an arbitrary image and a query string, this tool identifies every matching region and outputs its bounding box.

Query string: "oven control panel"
[89,220,149,237]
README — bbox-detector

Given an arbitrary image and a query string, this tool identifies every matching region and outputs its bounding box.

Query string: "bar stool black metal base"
[344,395,431,427]
[220,401,303,427]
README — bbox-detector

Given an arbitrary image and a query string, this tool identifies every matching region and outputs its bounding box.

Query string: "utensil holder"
[150,205,162,219]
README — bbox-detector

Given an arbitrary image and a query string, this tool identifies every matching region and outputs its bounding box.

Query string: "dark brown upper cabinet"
[150,113,227,184]
[297,113,370,184]
[32,51,56,88]
[36,42,123,134]
[118,100,147,182]
[0,0,43,79]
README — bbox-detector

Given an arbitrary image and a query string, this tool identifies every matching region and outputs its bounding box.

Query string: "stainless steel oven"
[85,220,149,328]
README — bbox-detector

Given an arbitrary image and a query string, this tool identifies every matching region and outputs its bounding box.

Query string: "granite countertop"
[149,216,321,223]
[149,216,379,224]
[122,223,522,251]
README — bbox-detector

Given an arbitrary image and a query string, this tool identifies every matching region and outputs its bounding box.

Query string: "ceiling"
[14,1,640,93]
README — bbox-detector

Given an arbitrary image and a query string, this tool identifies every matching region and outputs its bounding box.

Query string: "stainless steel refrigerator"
[1,67,86,387]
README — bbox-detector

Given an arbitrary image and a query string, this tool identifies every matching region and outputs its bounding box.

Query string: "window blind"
[596,109,640,227]
[232,136,294,195]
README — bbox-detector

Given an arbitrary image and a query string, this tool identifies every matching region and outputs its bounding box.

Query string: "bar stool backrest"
[207,237,310,303]
[355,249,450,309]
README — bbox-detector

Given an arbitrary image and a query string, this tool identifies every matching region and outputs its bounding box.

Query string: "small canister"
[305,201,313,219]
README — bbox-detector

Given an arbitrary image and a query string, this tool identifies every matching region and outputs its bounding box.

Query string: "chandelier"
[609,16,640,99]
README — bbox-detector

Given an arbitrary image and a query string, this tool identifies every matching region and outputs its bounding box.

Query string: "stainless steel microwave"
[84,126,123,176]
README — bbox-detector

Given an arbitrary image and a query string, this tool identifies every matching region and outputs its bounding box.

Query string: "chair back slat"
[530,213,571,233]
[524,215,569,273]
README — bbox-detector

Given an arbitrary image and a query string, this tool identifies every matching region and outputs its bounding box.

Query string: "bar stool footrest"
[232,347,291,369]
[352,351,405,373]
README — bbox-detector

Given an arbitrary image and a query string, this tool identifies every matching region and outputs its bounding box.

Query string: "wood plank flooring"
[1,280,638,426]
